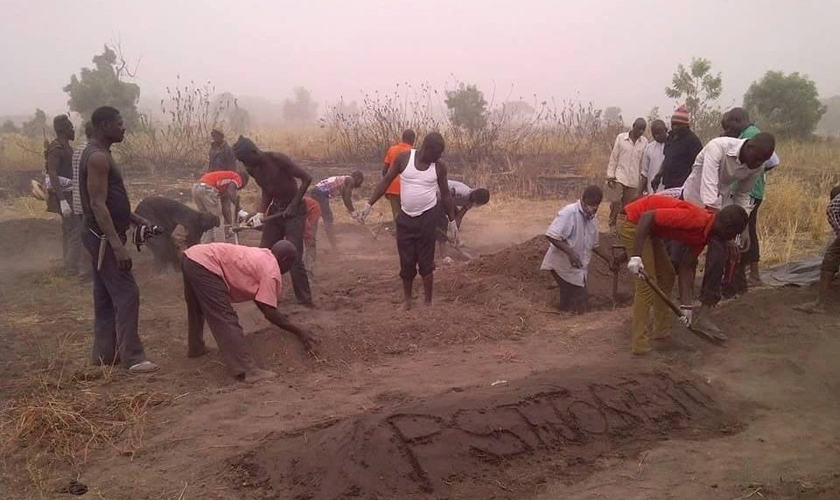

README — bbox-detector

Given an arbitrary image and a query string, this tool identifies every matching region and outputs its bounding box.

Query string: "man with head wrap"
[232,136,314,307]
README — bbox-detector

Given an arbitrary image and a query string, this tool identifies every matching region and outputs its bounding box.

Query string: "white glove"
[627,256,644,276]
[447,221,460,245]
[59,199,72,217]
[237,209,250,222]
[679,305,693,328]
[358,203,372,222]
[248,212,264,228]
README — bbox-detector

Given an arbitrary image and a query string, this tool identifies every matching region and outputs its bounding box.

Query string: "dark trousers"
[182,258,256,376]
[550,271,588,313]
[260,202,312,304]
[309,189,334,224]
[723,198,763,297]
[82,231,146,368]
[62,214,86,275]
[396,206,438,279]
[699,235,729,307]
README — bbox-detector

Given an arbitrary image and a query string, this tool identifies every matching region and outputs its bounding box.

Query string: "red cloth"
[199,170,243,192]
[624,195,714,256]
[303,196,321,242]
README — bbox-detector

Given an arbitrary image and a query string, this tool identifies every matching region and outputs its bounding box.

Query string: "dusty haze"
[2,0,838,119]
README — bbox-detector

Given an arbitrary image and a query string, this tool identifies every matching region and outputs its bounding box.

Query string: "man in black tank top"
[79,106,158,373]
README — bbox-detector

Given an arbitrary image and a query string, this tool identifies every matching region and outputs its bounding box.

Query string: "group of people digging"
[40,101,836,380]
[542,104,838,355]
[47,105,490,382]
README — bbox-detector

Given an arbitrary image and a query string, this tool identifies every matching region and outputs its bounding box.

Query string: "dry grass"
[0,281,171,496]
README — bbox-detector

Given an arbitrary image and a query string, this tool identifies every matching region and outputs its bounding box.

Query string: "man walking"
[309,171,364,248]
[182,240,316,383]
[540,186,615,313]
[620,195,748,353]
[45,115,82,275]
[232,136,314,306]
[606,118,648,234]
[359,132,457,310]
[192,169,243,243]
[640,120,667,195]
[80,106,158,373]
[382,130,416,219]
[208,129,237,172]
[794,186,840,314]
[652,104,703,191]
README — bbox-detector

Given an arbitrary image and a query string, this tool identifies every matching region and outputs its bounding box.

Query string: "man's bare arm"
[257,186,272,214]
[454,206,470,228]
[341,178,355,213]
[368,151,408,205]
[256,303,316,351]
[677,252,698,304]
[436,161,456,222]
[88,152,121,246]
[45,146,62,199]
[631,211,656,258]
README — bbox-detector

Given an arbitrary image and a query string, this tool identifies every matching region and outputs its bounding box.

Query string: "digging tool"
[637,269,726,343]
[96,235,107,271]
[593,245,625,306]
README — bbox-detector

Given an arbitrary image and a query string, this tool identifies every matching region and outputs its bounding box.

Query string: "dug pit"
[229,366,740,500]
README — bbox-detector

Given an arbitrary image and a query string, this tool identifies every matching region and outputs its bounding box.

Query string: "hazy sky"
[3,0,839,121]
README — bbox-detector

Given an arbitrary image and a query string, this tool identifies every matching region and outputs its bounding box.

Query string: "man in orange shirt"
[382,129,416,219]
[619,195,748,354]
[181,240,316,383]
[192,170,243,242]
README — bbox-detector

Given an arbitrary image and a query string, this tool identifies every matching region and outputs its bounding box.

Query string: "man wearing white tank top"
[359,133,457,310]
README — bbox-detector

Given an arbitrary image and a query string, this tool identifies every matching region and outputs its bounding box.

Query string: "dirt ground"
[1,190,839,500]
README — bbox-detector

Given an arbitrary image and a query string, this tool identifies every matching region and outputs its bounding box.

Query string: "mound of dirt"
[230,366,737,500]
[442,234,634,311]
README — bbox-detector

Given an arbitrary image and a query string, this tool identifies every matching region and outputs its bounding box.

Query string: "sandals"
[128,361,159,374]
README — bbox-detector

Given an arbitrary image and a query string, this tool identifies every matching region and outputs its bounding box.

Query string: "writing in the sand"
[385,373,715,493]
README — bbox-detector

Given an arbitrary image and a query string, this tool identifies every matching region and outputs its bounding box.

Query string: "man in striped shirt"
[69,121,94,278]
[309,171,364,248]
[794,186,840,314]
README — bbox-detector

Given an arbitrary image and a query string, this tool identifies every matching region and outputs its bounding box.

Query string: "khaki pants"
[617,216,675,353]
[608,183,638,227]
[192,184,225,243]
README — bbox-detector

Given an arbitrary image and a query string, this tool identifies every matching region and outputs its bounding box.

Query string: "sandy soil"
[0,193,838,500]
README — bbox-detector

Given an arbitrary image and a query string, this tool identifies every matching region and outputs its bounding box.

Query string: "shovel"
[637,269,726,343]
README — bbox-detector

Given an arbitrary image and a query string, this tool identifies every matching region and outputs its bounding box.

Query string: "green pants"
[617,216,675,354]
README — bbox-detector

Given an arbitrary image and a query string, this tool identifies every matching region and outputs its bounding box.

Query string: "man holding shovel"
[232,136,314,307]
[619,195,748,354]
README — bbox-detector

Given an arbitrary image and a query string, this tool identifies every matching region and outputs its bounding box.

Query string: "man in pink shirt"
[181,240,316,383]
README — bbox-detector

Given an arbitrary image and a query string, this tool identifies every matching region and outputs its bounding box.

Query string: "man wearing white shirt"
[606,118,648,234]
[640,120,667,195]
[680,133,776,214]
[541,186,615,313]
[677,132,775,336]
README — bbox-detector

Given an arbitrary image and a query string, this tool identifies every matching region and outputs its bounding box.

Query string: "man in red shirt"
[618,195,748,354]
[192,170,243,242]
[181,240,316,383]
[382,130,416,219]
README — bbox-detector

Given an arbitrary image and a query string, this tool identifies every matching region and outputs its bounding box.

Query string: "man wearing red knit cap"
[652,104,703,191]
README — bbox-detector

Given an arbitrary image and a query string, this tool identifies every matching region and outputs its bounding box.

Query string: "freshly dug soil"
[230,365,738,500]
